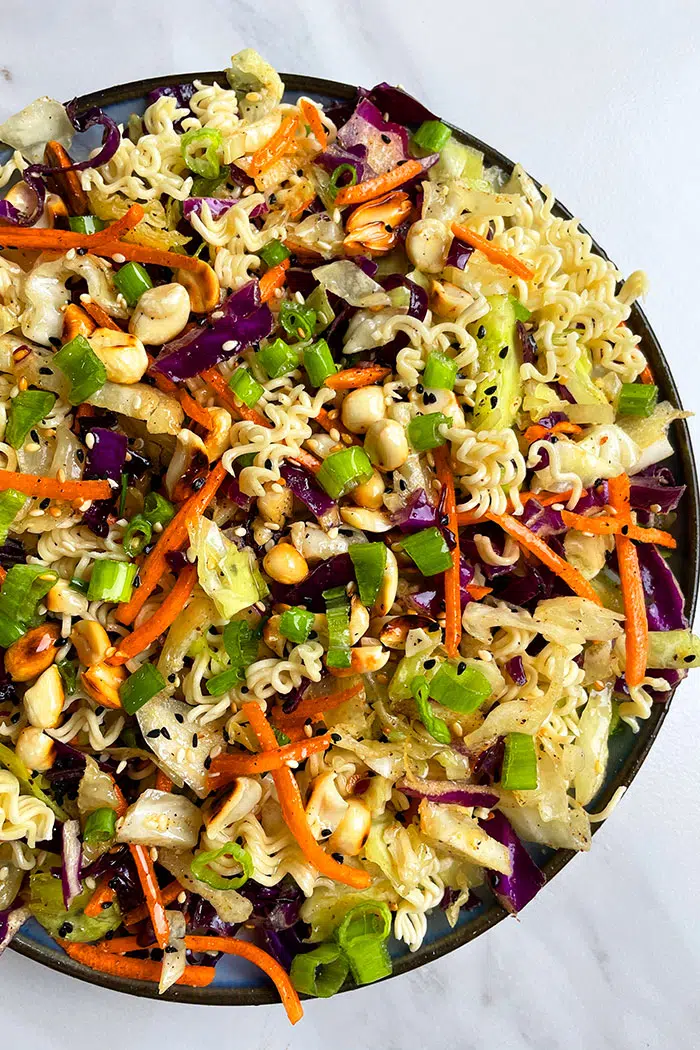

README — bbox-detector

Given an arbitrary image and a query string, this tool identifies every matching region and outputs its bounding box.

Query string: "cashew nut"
[405,218,451,273]
[88,328,149,384]
[177,262,220,313]
[340,506,393,532]
[23,665,64,729]
[70,620,111,667]
[364,418,409,471]
[5,623,61,682]
[129,283,191,346]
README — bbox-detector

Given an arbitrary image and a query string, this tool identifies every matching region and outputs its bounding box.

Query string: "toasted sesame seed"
[303,723,313,738]
[112,253,126,264]
[150,847,158,861]
[85,433,95,449]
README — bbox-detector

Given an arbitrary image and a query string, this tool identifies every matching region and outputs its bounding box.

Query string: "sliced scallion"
[6,390,56,450]
[303,338,336,387]
[229,367,264,407]
[279,606,315,644]
[180,127,223,180]
[428,662,492,713]
[83,807,117,843]
[53,335,107,406]
[257,240,291,268]
[190,841,253,890]
[123,514,152,558]
[87,560,137,602]
[290,943,349,998]
[256,337,300,379]
[501,732,539,791]
[113,261,153,307]
[617,382,658,417]
[411,675,451,744]
[279,300,316,341]
[349,542,386,607]
[317,447,374,500]
[120,662,165,715]
[400,526,452,575]
[423,349,458,391]
[413,120,452,153]
[323,585,351,669]
[407,412,449,451]
[0,489,26,544]
[68,215,105,235]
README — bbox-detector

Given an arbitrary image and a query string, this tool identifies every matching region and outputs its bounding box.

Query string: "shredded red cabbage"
[505,656,527,686]
[82,427,127,538]
[635,543,687,631]
[392,489,440,533]
[281,462,339,529]
[516,321,537,366]
[478,810,545,914]
[630,466,685,514]
[400,778,499,809]
[521,498,566,537]
[368,82,439,125]
[446,236,475,271]
[472,739,506,785]
[314,142,375,184]
[273,552,353,612]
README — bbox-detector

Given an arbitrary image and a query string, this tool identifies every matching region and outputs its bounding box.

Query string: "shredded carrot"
[487,511,603,605]
[334,159,423,206]
[433,446,461,657]
[130,844,170,950]
[59,941,215,987]
[178,388,213,430]
[0,471,111,502]
[259,257,291,302]
[154,770,173,792]
[249,114,300,177]
[466,585,493,600]
[116,461,227,626]
[451,222,534,281]
[324,365,392,390]
[244,702,371,890]
[93,936,149,955]
[109,564,197,665]
[0,204,144,251]
[456,490,573,527]
[560,510,676,548]
[608,474,648,688]
[316,407,361,447]
[523,421,583,445]
[81,299,123,332]
[288,195,316,219]
[0,566,6,586]
[282,237,323,262]
[90,240,213,275]
[522,424,549,445]
[640,364,655,385]
[209,733,331,783]
[83,876,115,918]
[299,98,327,148]
[201,365,271,428]
[272,682,365,729]
[123,880,182,928]
[185,936,303,1024]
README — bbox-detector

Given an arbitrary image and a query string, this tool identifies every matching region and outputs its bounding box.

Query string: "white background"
[1,2,699,1047]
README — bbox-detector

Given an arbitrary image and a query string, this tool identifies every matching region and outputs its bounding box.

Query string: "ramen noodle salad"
[0,47,695,1020]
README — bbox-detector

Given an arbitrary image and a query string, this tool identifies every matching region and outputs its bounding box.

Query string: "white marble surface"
[2,2,700,1047]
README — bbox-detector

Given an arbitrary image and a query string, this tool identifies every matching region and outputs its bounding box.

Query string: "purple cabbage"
[630,465,685,515]
[183,197,236,221]
[0,536,25,569]
[146,83,196,109]
[285,268,319,298]
[536,411,568,429]
[615,668,685,704]
[274,553,353,612]
[440,887,480,914]
[281,462,340,530]
[0,166,46,227]
[446,237,475,271]
[554,381,576,404]
[392,489,440,534]
[399,778,499,809]
[282,681,310,716]
[220,472,253,511]
[472,739,506,785]
[154,280,272,381]
[506,656,527,686]
[368,82,439,125]
[238,877,310,969]
[478,810,545,914]
[521,498,565,537]
[497,562,560,609]
[516,321,537,366]
[353,255,379,278]
[376,275,428,364]
[636,543,687,631]
[82,427,127,537]
[410,555,475,617]
[83,846,144,913]
[314,142,374,184]
[337,98,410,174]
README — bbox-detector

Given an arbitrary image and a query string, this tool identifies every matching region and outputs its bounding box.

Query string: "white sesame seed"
[176,747,186,763]
[286,760,299,768]
[650,503,662,513]
[210,745,222,759]
[112,253,126,264]
[0,866,8,881]
[84,876,96,890]
[56,468,66,483]
[24,442,41,453]
[332,209,341,224]
[79,293,91,303]
[245,90,262,102]
[242,185,255,197]
[116,759,127,774]
[186,547,197,563]
[149,847,158,861]
[85,433,96,449]
[294,291,304,304]
[274,287,284,299]
[177,891,187,904]
[65,248,76,260]
[477,649,493,662]
[222,340,238,352]
[234,526,247,537]
[153,522,164,533]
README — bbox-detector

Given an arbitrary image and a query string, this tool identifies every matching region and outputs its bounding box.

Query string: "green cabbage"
[187,517,267,620]
[29,872,121,942]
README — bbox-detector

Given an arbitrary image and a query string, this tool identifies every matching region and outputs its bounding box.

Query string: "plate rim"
[6,69,699,1006]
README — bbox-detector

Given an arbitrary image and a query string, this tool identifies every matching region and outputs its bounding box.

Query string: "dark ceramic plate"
[3,71,698,1005]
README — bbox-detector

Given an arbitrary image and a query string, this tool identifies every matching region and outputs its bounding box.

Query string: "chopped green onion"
[180,127,223,180]
[0,564,58,647]
[279,301,316,342]
[54,335,107,405]
[56,658,79,695]
[344,937,392,985]
[6,390,56,450]
[223,619,260,670]
[329,163,358,200]
[70,577,89,595]
[205,668,242,696]
[303,338,337,387]
[273,727,291,746]
[500,732,539,791]
[256,337,300,379]
[618,382,658,417]
[413,120,452,153]
[120,662,166,715]
[68,215,105,235]
[229,367,264,407]
[508,293,531,322]
[349,542,386,606]
[400,526,453,575]
[83,807,117,844]
[407,412,449,451]
[123,514,152,558]
[0,489,26,544]
[290,943,349,998]
[257,239,291,268]
[335,901,393,986]
[118,474,128,518]
[113,261,153,308]
[423,349,458,390]
[317,447,374,500]
[428,662,492,713]
[323,585,351,669]
[305,285,335,333]
[280,606,315,644]
[411,675,451,744]
[87,560,137,602]
[190,841,253,890]
[143,491,175,529]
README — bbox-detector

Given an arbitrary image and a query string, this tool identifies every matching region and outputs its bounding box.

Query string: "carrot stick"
[249,115,300,177]
[324,365,391,390]
[299,99,327,148]
[59,941,215,987]
[244,702,371,890]
[154,770,173,792]
[116,461,227,625]
[466,585,492,600]
[434,446,461,657]
[259,257,290,302]
[451,222,534,281]
[94,936,150,954]
[316,407,361,447]
[91,240,212,274]
[561,510,676,548]
[0,471,111,502]
[108,564,197,664]
[523,421,582,444]
[272,682,365,728]
[608,474,648,688]
[522,424,549,445]
[130,843,170,950]
[640,364,655,385]
[83,876,115,918]
[208,733,331,783]
[334,159,423,206]
[202,366,271,428]
[0,204,144,251]
[487,510,603,604]
[81,299,123,332]
[185,935,303,1024]
[178,389,213,430]
[123,880,182,928]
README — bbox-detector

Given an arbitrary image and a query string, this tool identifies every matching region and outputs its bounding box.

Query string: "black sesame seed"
[192,733,198,748]
[49,336,62,348]
[76,448,84,463]
[168,674,176,683]
[424,658,436,669]
[424,392,437,405]
[10,713,19,724]
[416,384,424,394]
[399,479,407,491]
[39,367,53,375]
[191,476,206,492]
[58,922,74,937]
[108,877,120,890]
[477,325,486,339]
[39,498,51,510]
[77,247,88,256]
[381,133,391,144]
[320,828,332,838]
[160,727,171,741]
[164,944,178,954]
[490,396,498,409]
[203,756,212,770]
[147,728,161,739]
[175,712,184,724]
[105,929,115,941]
[484,385,497,395]
[685,655,696,663]
[264,459,273,471]
[499,346,509,358]
[95,706,104,716]
[331,733,341,742]
[241,686,249,694]
[621,524,629,535]
[308,631,317,640]
[331,853,344,863]
[101,900,112,910]
[457,661,466,674]
[304,718,312,727]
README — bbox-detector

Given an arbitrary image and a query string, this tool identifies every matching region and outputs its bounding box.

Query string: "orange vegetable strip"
[272,682,364,729]
[109,564,197,664]
[91,241,211,274]
[0,204,144,250]
[0,471,111,501]
[290,448,323,475]
[154,770,173,792]
[640,364,655,385]
[178,389,213,430]
[608,474,648,688]
[244,702,371,890]
[94,936,151,955]
[334,159,423,206]
[130,844,170,950]
[561,510,676,548]
[552,421,583,436]
[185,936,303,1024]
[288,195,316,219]
[81,299,123,332]
[123,880,182,928]
[466,585,493,600]
[434,446,461,657]
[83,876,115,918]
[523,422,582,444]
[451,222,534,281]
[209,733,331,782]
[116,461,227,625]
[201,366,271,428]
[316,407,361,447]
[299,98,327,148]
[486,511,603,605]
[62,304,96,341]
[522,424,549,445]
[59,941,215,987]
[259,257,291,302]
[324,365,392,390]
[44,139,90,216]
[249,114,300,177]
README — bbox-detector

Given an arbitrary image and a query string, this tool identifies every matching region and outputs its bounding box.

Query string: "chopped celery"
[647,630,700,669]
[467,294,522,429]
[29,872,122,942]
